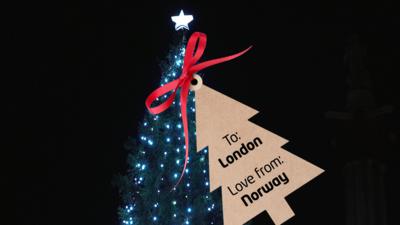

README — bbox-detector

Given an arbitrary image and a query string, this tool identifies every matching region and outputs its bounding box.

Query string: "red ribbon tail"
[171,81,191,191]
[190,46,252,74]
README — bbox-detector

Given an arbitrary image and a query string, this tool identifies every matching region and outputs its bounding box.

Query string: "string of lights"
[118,38,222,225]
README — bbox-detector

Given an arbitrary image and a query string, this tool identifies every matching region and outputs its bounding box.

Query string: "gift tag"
[195,81,324,225]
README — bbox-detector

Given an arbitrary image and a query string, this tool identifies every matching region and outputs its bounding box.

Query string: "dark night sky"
[5,1,399,225]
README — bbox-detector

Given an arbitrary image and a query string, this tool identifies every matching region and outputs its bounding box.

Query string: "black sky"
[5,1,399,225]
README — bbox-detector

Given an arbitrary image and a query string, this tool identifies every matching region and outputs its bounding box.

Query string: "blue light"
[176,148,180,153]
[166,137,171,142]
[164,151,167,156]
[173,213,177,217]
[205,181,209,186]
[177,123,182,129]
[172,200,177,205]
[165,124,170,129]
[176,159,180,165]
[144,122,148,126]
[203,170,206,174]
[187,207,192,213]
[160,164,164,168]
[153,216,157,221]
[185,168,189,174]
[186,183,190,187]
[148,140,154,146]
[174,173,178,179]
[141,164,146,170]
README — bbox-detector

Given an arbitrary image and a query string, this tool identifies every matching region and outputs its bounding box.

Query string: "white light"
[171,10,193,31]
[205,181,209,186]
[160,164,164,168]
[172,200,177,205]
[166,137,171,142]
[153,216,157,221]
[148,140,154,145]
[187,207,192,213]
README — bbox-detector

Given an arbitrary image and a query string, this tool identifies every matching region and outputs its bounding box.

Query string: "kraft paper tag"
[194,84,324,225]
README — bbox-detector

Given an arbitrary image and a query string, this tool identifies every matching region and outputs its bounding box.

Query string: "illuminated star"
[171,10,193,31]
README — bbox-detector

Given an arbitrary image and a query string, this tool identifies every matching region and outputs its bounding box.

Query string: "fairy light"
[119,39,222,225]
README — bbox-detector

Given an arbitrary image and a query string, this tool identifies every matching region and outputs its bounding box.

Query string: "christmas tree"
[115,11,223,225]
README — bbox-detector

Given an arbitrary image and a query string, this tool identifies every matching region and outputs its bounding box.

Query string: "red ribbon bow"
[145,32,251,189]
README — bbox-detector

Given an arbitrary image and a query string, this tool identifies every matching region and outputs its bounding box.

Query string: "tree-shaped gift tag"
[194,81,324,225]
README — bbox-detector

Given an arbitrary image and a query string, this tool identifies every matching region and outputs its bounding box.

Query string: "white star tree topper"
[171,10,193,31]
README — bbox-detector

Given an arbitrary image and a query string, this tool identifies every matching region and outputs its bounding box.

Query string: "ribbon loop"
[145,32,251,190]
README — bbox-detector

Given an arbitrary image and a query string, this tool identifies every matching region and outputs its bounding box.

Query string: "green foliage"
[115,37,223,225]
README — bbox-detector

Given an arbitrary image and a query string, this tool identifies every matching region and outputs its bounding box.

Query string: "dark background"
[6,0,399,225]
